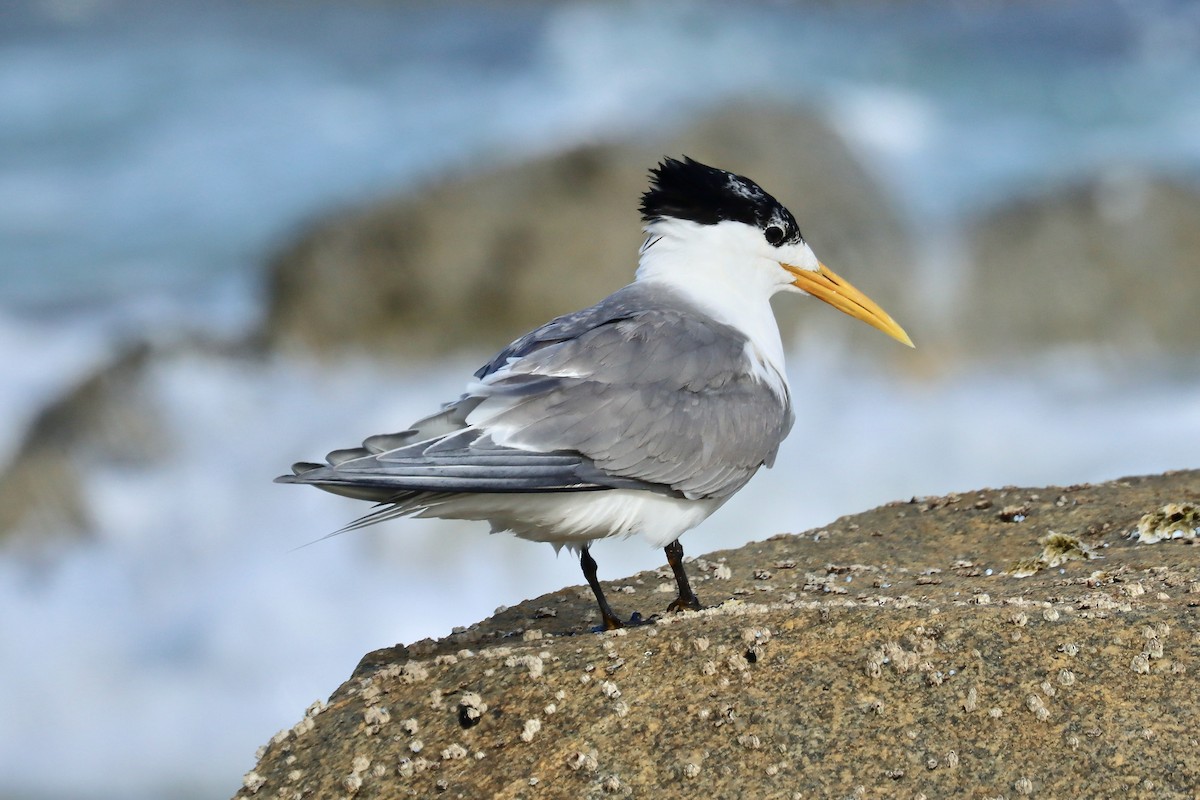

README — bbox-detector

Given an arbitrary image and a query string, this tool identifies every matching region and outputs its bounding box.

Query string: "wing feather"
[277,283,792,503]
[468,284,793,499]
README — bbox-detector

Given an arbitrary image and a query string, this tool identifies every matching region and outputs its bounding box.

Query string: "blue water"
[4,0,1198,313]
[2,2,1199,799]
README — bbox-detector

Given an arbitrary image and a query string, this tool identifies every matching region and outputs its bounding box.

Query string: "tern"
[277,156,912,630]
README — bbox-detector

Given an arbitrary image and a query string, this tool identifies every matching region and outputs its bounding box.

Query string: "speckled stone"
[236,470,1200,800]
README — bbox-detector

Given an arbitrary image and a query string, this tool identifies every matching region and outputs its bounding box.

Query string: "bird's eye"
[764,226,785,246]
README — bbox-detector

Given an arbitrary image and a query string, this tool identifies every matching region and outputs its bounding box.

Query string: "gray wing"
[278,283,793,502]
[469,284,793,499]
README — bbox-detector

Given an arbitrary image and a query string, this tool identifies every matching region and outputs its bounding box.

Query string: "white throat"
[635,218,792,381]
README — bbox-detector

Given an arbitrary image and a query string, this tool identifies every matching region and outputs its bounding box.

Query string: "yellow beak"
[783,261,914,347]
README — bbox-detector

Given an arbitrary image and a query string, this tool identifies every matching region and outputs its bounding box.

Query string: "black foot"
[666,593,702,613]
[589,610,657,634]
[596,608,625,632]
[664,539,703,614]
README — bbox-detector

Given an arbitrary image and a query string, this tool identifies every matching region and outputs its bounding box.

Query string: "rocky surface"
[965,170,1200,357]
[264,105,914,360]
[236,469,1200,799]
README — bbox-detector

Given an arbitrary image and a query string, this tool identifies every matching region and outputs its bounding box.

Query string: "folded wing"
[277,283,793,504]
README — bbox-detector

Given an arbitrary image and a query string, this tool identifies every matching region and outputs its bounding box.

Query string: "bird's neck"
[635,224,790,381]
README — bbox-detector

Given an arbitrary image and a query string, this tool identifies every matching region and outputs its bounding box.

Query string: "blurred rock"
[964,170,1200,356]
[0,342,165,545]
[264,105,914,360]
[236,469,1200,799]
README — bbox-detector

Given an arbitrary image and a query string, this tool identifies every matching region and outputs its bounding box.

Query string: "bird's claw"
[666,594,703,614]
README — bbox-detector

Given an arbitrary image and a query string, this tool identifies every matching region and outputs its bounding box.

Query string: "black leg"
[580,545,624,630]
[664,539,702,613]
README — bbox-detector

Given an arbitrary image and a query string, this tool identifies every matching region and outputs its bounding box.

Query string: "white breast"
[413,490,727,551]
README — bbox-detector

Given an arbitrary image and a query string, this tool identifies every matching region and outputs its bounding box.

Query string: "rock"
[236,469,1200,799]
[264,104,913,359]
[0,336,251,545]
[0,342,164,543]
[964,170,1200,356]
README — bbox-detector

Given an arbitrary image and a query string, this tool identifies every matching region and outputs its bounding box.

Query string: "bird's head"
[639,156,912,347]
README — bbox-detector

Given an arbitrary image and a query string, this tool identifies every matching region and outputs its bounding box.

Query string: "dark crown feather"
[639,156,803,244]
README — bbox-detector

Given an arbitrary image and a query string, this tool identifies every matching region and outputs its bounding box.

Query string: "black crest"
[639,156,803,245]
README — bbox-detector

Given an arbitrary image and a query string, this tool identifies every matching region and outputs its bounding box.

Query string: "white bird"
[277,157,912,630]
